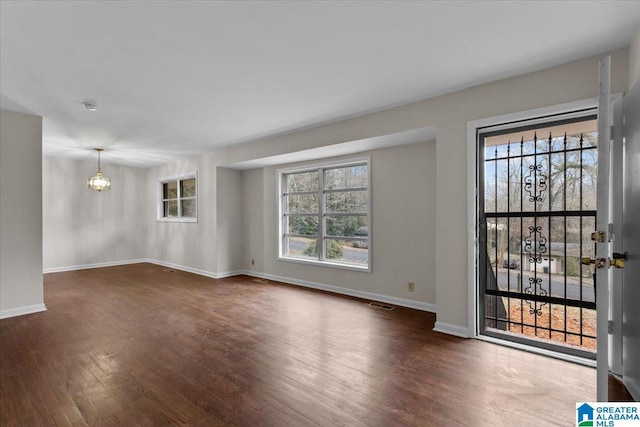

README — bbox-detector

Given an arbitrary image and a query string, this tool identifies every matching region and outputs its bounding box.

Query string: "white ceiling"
[1,1,639,167]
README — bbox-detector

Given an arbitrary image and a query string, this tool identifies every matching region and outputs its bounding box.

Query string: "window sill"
[157,217,198,223]
[278,255,371,273]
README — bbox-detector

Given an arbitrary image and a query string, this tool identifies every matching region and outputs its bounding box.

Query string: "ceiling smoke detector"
[82,99,98,111]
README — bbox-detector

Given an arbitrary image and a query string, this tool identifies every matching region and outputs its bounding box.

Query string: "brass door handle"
[610,258,625,269]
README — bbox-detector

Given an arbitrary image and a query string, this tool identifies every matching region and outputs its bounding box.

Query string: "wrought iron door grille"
[479,114,598,358]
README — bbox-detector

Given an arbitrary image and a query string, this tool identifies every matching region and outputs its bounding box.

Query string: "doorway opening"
[477,110,598,359]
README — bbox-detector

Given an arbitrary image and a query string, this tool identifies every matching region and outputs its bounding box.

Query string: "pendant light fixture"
[87,148,111,192]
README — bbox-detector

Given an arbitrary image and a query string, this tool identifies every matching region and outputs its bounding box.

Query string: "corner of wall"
[432,321,469,338]
[216,167,244,273]
[630,27,640,89]
[0,109,44,317]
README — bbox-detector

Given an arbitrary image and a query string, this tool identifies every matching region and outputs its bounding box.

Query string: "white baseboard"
[214,269,246,279]
[43,259,437,315]
[43,259,148,274]
[0,303,47,320]
[146,263,436,312]
[242,270,437,313]
[146,259,243,279]
[147,259,217,278]
[43,257,242,280]
[433,321,469,338]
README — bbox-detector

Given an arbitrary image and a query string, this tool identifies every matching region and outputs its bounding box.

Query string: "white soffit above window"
[227,127,436,170]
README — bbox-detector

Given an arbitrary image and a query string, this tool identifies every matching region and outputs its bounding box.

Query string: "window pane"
[325,191,367,213]
[324,165,368,190]
[285,236,319,259]
[286,171,318,193]
[287,215,318,235]
[180,178,196,197]
[181,198,196,217]
[163,182,177,199]
[287,194,319,214]
[163,200,178,217]
[325,216,367,237]
[325,239,368,264]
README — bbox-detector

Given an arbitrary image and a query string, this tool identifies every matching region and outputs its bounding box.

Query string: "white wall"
[243,142,436,306]
[146,154,218,273]
[0,109,44,318]
[213,48,630,330]
[630,27,640,88]
[242,168,265,274]
[32,47,631,330]
[216,167,243,275]
[42,157,147,271]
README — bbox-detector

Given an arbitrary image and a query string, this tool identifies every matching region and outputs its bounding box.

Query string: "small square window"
[158,173,197,222]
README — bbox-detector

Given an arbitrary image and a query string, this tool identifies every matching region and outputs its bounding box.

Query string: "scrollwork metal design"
[523,225,547,264]
[524,164,547,202]
[524,277,548,315]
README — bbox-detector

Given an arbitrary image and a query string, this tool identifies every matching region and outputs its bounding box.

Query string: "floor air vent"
[368,302,395,311]
[252,278,270,284]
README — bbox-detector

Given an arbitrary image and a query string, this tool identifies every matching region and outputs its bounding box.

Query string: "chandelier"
[87,148,111,192]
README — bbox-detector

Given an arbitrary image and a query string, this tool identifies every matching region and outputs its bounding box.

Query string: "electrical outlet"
[251,258,255,266]
[408,281,415,292]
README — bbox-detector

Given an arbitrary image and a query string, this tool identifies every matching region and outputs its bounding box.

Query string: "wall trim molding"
[146,261,436,313]
[146,259,218,278]
[242,270,436,313]
[43,259,148,274]
[215,269,247,279]
[0,303,47,320]
[145,259,244,280]
[42,259,440,323]
[145,263,437,313]
[433,321,469,338]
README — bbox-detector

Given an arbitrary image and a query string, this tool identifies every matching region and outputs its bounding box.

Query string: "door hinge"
[608,320,613,335]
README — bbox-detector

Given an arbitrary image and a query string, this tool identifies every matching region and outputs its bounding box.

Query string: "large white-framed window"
[157,172,197,222]
[278,157,371,271]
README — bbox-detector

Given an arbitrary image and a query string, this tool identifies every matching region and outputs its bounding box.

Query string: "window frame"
[277,157,371,272]
[157,172,198,223]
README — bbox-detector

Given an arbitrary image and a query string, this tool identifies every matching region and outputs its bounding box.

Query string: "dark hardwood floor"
[0,263,629,426]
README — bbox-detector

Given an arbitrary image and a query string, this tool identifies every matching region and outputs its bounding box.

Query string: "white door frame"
[609,95,624,377]
[595,55,611,402]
